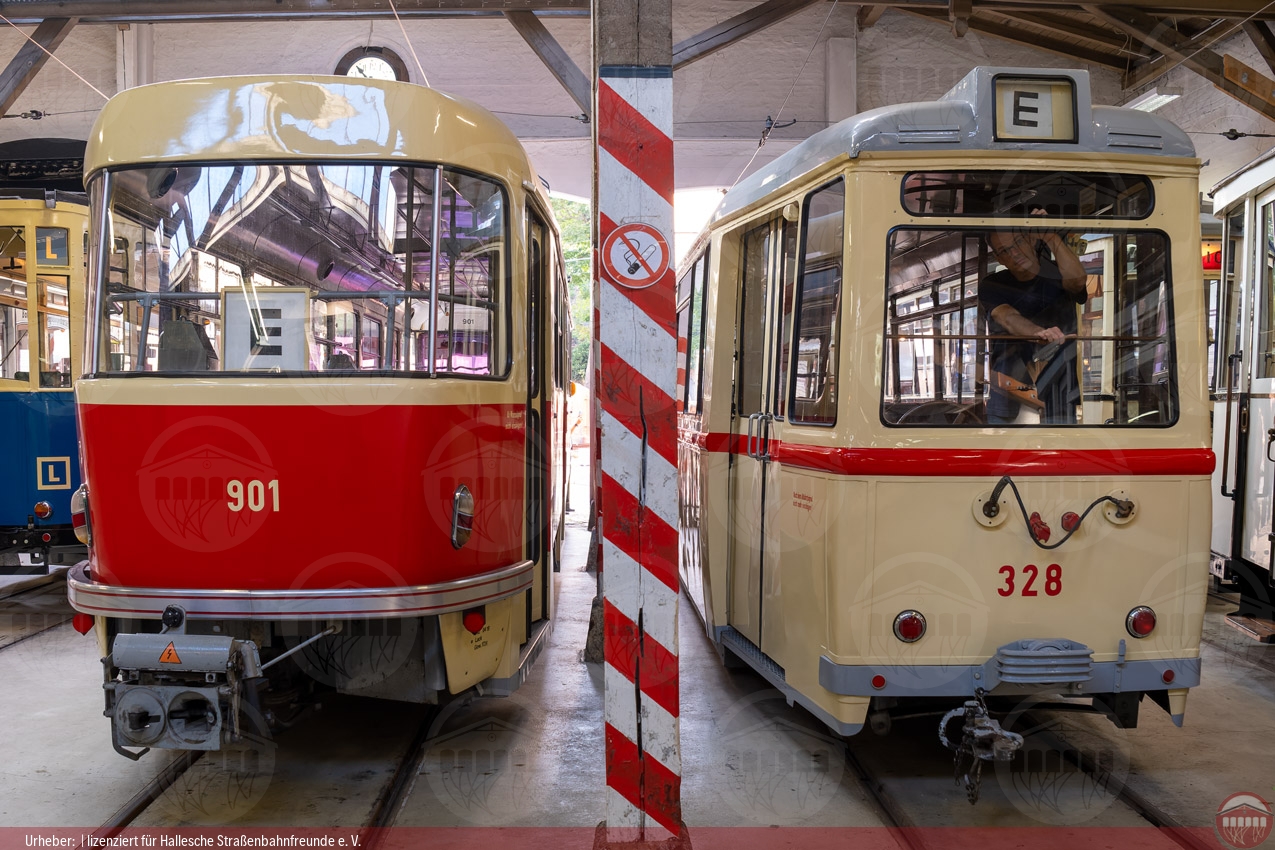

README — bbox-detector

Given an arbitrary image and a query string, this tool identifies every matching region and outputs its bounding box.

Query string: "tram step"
[1225,613,1275,644]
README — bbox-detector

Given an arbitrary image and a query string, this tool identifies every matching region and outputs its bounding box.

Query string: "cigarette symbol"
[624,241,656,276]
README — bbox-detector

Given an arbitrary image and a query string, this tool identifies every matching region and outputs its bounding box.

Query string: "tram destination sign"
[993,75,1077,144]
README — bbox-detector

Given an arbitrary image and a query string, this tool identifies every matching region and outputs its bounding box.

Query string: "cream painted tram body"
[678,67,1211,740]
[1207,149,1275,637]
[65,77,570,756]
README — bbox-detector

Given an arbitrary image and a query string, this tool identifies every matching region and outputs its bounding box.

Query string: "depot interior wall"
[0,7,1268,197]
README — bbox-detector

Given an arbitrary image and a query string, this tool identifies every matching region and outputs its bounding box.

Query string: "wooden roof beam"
[858,5,887,28]
[504,11,591,118]
[904,8,1126,69]
[1244,20,1275,75]
[991,10,1150,56]
[673,0,826,71]
[0,17,76,117]
[1086,4,1275,121]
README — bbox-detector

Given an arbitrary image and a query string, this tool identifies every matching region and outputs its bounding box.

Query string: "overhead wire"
[0,13,107,101]
[729,0,840,189]
[386,0,430,87]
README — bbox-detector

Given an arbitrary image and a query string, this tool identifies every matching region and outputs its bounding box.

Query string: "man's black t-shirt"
[980,255,1086,422]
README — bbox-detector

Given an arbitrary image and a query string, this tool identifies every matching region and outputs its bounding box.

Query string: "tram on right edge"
[1208,149,1275,641]
[677,66,1211,786]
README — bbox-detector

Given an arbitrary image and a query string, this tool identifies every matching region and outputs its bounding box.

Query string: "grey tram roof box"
[715,66,1195,225]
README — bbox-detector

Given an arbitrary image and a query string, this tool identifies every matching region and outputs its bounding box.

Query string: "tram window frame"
[901,170,1154,219]
[880,225,1180,428]
[1210,211,1243,395]
[88,160,513,381]
[678,246,709,415]
[788,178,845,427]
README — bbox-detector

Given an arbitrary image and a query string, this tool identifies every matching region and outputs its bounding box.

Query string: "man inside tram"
[981,217,1087,425]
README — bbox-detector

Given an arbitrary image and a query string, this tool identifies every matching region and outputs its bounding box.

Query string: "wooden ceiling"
[1,0,1275,123]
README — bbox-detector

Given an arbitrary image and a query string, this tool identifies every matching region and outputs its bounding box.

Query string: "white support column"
[825,34,857,124]
[116,23,154,91]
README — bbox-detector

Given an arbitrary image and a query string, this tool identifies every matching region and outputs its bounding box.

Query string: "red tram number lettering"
[997,564,1061,597]
[227,479,280,513]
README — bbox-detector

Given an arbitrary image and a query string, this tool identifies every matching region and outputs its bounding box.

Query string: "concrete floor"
[1,462,1274,836]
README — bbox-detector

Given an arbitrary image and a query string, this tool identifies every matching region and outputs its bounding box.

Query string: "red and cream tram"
[678,67,1211,787]
[66,76,570,757]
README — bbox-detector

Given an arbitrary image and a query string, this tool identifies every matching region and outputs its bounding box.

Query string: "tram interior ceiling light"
[1121,87,1182,112]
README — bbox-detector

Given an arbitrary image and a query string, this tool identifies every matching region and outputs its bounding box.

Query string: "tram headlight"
[71,483,92,546]
[893,610,927,643]
[451,484,475,549]
[1126,606,1156,638]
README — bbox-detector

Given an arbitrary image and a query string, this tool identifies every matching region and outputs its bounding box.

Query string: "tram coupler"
[104,630,264,754]
[938,689,1023,804]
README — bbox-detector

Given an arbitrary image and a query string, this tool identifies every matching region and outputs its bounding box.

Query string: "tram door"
[1211,209,1245,569]
[528,211,551,623]
[728,216,792,647]
[1237,193,1275,587]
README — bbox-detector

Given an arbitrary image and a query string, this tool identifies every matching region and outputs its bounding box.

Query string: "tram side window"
[881,227,1178,427]
[1258,202,1275,381]
[687,251,707,414]
[1211,212,1243,394]
[676,267,691,408]
[0,224,27,381]
[790,179,844,426]
[93,163,508,377]
[38,276,71,386]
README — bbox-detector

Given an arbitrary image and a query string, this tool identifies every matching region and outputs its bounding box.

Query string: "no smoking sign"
[601,222,670,290]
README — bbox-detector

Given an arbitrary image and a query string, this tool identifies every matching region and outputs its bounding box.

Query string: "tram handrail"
[887,332,1163,342]
[1221,351,1241,499]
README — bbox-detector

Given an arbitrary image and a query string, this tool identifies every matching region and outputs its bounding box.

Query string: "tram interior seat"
[39,371,68,388]
[324,352,356,371]
[13,371,27,382]
[886,399,985,425]
[157,318,213,371]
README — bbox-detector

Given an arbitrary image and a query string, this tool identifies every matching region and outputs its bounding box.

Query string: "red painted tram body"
[67,76,569,756]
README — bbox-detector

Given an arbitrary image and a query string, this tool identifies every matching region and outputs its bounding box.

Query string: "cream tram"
[678,67,1210,779]
[66,76,570,757]
[1208,148,1275,640]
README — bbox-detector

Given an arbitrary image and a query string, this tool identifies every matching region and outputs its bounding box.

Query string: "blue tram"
[0,145,89,572]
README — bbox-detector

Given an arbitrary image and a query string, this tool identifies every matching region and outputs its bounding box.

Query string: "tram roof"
[83,75,544,194]
[1208,146,1275,214]
[713,66,1194,225]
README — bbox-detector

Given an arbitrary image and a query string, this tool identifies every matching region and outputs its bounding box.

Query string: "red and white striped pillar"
[595,63,681,840]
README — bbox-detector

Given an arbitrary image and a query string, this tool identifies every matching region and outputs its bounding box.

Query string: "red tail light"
[462,608,486,634]
[72,614,95,635]
[1127,606,1156,638]
[893,610,927,643]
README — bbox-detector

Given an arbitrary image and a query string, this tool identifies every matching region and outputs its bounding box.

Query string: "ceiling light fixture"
[1121,87,1182,112]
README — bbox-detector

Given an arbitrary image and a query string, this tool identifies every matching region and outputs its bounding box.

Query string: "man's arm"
[989,302,1065,344]
[1040,231,1087,300]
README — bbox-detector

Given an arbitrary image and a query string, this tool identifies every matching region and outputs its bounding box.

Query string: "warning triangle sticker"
[159,642,182,664]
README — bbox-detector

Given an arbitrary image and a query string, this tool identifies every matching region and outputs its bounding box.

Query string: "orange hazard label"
[159,642,182,664]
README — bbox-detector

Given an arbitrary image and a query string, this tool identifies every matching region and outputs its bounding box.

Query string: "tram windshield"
[881,227,1177,427]
[88,163,508,377]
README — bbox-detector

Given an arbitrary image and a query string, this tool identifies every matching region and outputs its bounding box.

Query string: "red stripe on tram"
[684,436,1216,477]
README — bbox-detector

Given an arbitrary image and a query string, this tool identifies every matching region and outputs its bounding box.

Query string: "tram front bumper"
[819,638,1200,704]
